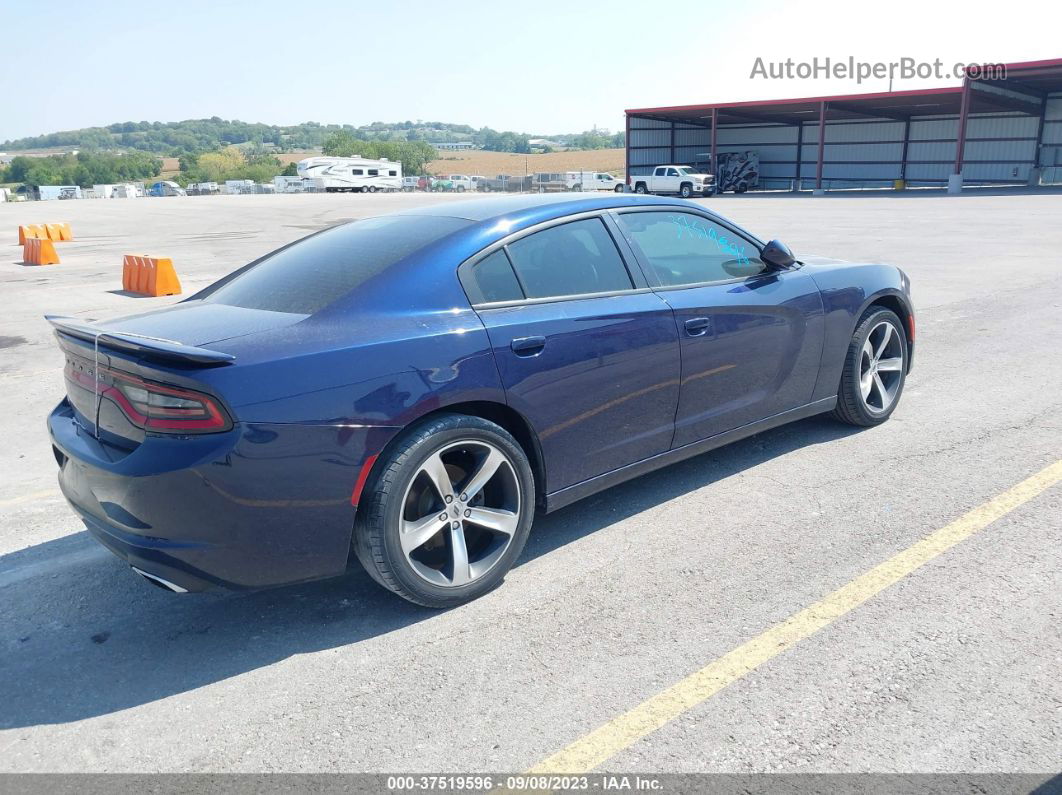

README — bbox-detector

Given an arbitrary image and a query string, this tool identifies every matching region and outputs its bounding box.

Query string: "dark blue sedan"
[47,194,914,607]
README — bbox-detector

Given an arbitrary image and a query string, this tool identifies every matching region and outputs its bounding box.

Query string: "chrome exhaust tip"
[132,566,188,593]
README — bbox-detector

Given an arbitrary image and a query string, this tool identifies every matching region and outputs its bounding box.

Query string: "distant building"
[430,141,475,151]
[528,139,566,151]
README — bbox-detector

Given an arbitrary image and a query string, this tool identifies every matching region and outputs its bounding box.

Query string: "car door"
[612,208,824,448]
[461,213,681,493]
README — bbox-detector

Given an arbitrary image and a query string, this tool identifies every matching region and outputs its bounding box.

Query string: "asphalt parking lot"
[0,190,1060,774]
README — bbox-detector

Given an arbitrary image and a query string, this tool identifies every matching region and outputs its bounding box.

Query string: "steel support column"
[669,121,676,165]
[953,77,972,175]
[815,101,827,192]
[624,114,631,190]
[1034,98,1047,168]
[899,117,911,181]
[710,108,718,181]
[794,121,803,191]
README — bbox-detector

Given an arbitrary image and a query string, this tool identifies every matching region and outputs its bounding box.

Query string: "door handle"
[684,317,712,337]
[510,336,546,356]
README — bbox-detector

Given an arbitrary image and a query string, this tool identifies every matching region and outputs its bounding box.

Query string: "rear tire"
[614,184,624,193]
[635,183,648,194]
[353,414,535,608]
[832,308,908,427]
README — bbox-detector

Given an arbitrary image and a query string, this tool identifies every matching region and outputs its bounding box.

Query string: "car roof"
[394,192,694,223]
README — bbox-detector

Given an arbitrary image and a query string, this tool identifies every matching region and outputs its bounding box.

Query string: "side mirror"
[761,239,796,269]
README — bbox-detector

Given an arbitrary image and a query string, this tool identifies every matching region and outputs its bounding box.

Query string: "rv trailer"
[296,157,402,193]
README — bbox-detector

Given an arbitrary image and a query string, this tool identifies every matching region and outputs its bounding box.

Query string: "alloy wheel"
[859,321,904,413]
[399,440,521,588]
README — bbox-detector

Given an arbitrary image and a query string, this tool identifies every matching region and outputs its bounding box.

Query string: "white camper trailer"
[39,185,82,201]
[296,156,402,193]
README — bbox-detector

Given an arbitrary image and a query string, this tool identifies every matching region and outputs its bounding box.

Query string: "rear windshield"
[203,215,470,314]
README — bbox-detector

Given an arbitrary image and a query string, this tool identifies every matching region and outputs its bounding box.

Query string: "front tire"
[832,308,907,427]
[679,183,692,198]
[353,414,535,608]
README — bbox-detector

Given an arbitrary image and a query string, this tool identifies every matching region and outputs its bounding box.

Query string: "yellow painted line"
[529,458,1062,774]
[0,489,60,509]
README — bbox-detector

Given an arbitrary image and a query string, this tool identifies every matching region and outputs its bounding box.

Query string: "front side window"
[666,168,679,177]
[506,218,633,300]
[615,211,765,286]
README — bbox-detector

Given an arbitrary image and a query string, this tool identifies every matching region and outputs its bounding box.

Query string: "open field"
[427,147,625,176]
[0,191,1060,774]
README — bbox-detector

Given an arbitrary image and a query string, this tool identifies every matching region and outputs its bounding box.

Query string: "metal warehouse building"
[625,58,1062,192]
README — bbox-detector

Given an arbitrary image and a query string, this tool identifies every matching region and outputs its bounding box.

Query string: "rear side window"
[203,215,470,314]
[505,218,633,300]
[466,250,523,304]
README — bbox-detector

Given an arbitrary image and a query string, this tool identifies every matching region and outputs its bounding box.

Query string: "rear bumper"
[49,400,394,591]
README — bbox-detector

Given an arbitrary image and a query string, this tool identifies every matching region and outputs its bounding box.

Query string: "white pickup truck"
[629,166,714,198]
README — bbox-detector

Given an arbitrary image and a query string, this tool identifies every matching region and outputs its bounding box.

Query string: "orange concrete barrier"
[18,225,46,245]
[122,254,181,296]
[23,237,60,265]
[18,223,72,244]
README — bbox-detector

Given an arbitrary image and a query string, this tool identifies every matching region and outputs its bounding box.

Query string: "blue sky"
[1,0,1060,141]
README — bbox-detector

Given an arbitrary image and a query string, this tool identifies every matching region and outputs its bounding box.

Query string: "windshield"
[202,215,471,314]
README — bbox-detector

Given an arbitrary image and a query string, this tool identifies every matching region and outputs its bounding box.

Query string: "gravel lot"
[0,190,1059,774]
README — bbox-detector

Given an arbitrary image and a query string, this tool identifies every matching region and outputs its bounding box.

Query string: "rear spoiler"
[45,315,236,367]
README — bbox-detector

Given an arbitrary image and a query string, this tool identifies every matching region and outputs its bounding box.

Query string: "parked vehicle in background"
[532,172,568,192]
[224,179,256,195]
[715,152,759,193]
[630,166,714,198]
[39,185,83,201]
[567,171,625,192]
[273,176,310,193]
[447,175,474,192]
[431,177,455,192]
[188,182,221,195]
[297,156,402,193]
[479,175,533,192]
[147,181,186,197]
[402,176,422,191]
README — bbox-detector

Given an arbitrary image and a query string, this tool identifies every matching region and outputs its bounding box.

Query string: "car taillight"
[65,362,231,434]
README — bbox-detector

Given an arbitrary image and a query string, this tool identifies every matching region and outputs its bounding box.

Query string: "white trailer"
[38,185,82,201]
[223,179,255,195]
[297,156,402,193]
[273,175,311,193]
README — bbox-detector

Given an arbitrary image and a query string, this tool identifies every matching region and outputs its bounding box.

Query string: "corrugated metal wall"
[1041,94,1062,183]
[629,104,1054,189]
